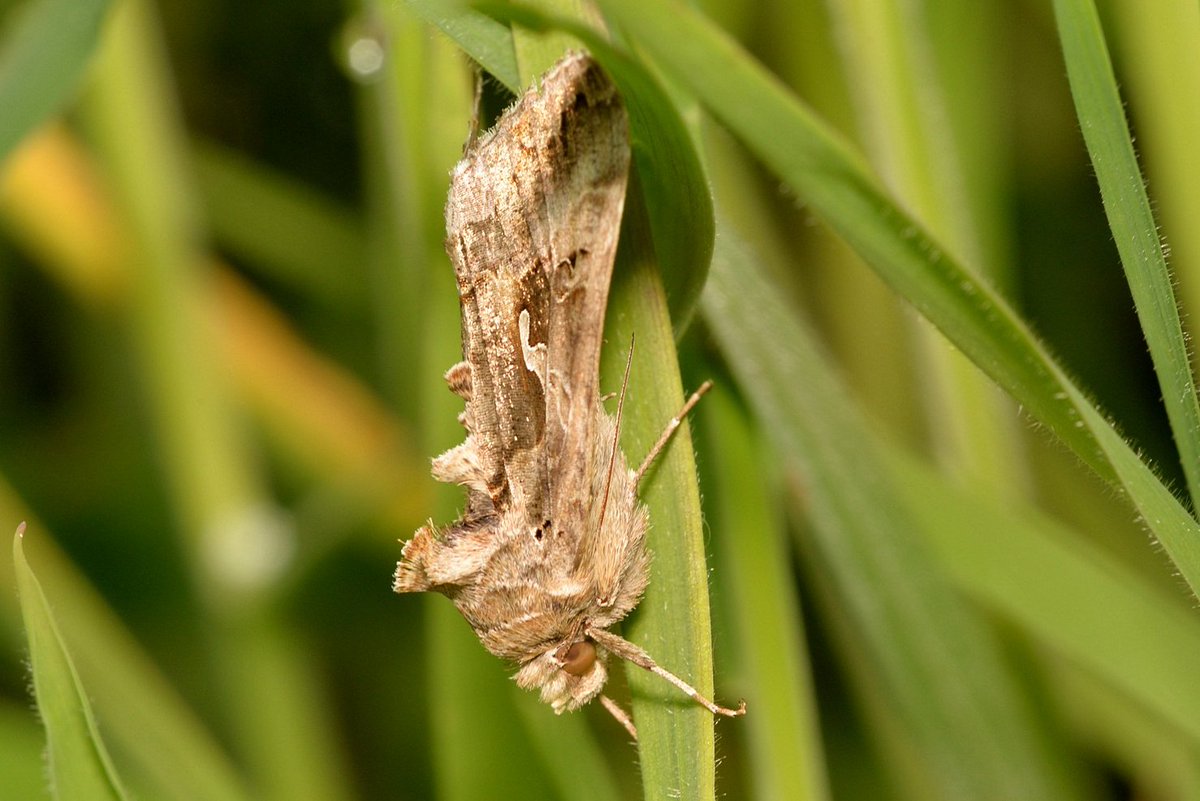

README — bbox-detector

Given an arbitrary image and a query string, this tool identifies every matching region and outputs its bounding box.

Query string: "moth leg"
[587,626,746,719]
[599,694,638,741]
[633,380,714,488]
[465,65,484,149]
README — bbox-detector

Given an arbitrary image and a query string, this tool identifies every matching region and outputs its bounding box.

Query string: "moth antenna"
[465,67,484,150]
[599,694,639,741]
[587,627,747,719]
[596,334,635,533]
[633,380,714,488]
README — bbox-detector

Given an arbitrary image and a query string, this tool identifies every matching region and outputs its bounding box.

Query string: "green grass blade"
[573,37,713,336]
[405,0,521,91]
[894,449,1200,749]
[508,0,589,82]
[14,526,131,801]
[0,0,110,163]
[700,388,829,801]
[592,0,1200,600]
[0,487,252,801]
[603,188,719,801]
[1051,0,1200,508]
[1048,665,1200,799]
[702,233,1084,800]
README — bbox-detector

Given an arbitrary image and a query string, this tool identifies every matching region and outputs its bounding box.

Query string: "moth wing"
[445,54,630,527]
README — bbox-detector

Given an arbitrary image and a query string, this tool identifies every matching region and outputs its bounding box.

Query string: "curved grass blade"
[592,0,1200,600]
[579,37,713,335]
[702,232,1085,801]
[1051,0,1200,509]
[14,525,130,801]
[893,448,1200,749]
[405,0,520,91]
[0,487,252,801]
[0,0,110,164]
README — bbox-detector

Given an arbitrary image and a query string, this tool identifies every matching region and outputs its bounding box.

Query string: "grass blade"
[406,0,521,91]
[702,233,1083,800]
[0,487,252,801]
[603,189,719,801]
[14,526,130,801]
[829,0,1027,499]
[593,0,1200,600]
[894,448,1200,749]
[82,3,355,798]
[0,0,110,163]
[1051,0,1200,507]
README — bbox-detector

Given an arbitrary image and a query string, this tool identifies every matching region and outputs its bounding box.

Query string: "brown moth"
[393,52,744,738]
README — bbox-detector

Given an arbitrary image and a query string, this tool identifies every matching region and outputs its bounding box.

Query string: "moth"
[393,52,744,739]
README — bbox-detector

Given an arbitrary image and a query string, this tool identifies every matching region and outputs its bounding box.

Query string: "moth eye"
[561,641,596,676]
[533,526,544,541]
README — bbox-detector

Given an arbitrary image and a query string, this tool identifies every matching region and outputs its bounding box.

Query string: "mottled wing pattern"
[447,55,629,525]
[393,55,630,602]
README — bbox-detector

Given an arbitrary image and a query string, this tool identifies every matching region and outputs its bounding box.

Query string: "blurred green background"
[4,0,1200,799]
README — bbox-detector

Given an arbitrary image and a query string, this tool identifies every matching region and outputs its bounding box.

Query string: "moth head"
[514,638,608,714]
